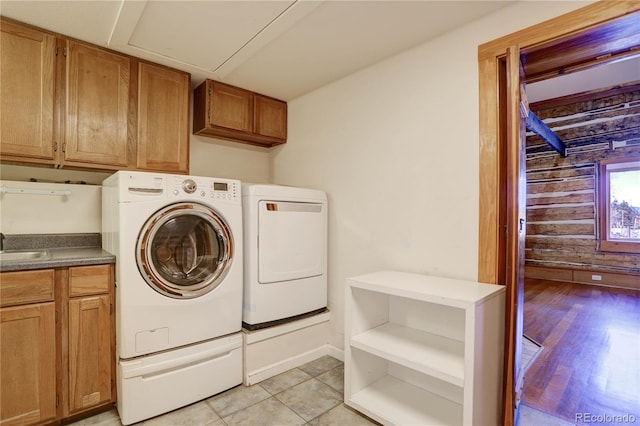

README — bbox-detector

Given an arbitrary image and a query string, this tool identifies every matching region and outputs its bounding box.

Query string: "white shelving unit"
[345,271,505,426]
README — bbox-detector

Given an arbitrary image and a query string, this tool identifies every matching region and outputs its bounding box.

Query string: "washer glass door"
[137,202,233,298]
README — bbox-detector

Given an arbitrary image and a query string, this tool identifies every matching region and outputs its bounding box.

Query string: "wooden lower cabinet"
[0,303,57,426]
[0,265,115,425]
[68,295,112,414]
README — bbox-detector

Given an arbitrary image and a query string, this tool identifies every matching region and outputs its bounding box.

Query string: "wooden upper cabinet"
[209,81,253,133]
[1,18,191,174]
[136,62,190,174]
[64,40,131,168]
[0,20,56,162]
[193,79,287,147]
[254,94,287,141]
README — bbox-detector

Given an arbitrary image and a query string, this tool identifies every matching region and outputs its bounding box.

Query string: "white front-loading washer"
[102,171,243,425]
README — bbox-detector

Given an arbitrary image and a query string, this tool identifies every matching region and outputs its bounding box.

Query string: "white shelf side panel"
[467,290,505,424]
[349,375,463,426]
[351,323,464,386]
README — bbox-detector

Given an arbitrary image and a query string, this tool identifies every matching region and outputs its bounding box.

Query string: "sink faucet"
[0,233,5,253]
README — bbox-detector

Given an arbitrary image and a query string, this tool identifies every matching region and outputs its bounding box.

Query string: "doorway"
[520,65,640,423]
[477,3,640,425]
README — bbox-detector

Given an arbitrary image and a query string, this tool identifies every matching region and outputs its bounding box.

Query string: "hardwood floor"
[523,278,640,424]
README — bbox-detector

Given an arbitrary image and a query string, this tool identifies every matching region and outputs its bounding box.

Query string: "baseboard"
[244,345,329,385]
[244,343,345,385]
[525,265,639,291]
[326,345,344,362]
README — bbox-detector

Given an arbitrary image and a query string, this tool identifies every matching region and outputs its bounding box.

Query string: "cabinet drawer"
[0,269,55,307]
[69,264,111,297]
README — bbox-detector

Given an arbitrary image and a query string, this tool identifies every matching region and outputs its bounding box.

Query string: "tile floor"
[70,356,378,426]
[70,354,571,426]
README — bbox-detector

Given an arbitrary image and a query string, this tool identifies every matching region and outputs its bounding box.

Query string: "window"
[599,158,640,253]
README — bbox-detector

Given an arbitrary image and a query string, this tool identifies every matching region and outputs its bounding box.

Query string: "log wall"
[525,82,640,278]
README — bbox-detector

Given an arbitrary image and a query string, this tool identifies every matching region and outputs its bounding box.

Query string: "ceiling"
[1,0,513,101]
[527,55,640,103]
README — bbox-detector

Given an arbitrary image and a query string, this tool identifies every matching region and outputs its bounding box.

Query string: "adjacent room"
[522,60,640,424]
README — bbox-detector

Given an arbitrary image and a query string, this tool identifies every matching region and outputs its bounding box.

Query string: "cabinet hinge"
[56,394,59,408]
[55,46,58,56]
[208,87,212,96]
[208,110,211,119]
[61,142,66,153]
[53,141,58,152]
[63,47,67,57]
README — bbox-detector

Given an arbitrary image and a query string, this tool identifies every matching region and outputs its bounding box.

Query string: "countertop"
[0,233,115,272]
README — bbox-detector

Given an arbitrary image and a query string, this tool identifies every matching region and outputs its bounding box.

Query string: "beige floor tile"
[222,397,305,426]
[275,378,342,421]
[298,356,342,377]
[69,408,122,425]
[308,404,380,426]
[206,384,270,417]
[143,401,220,426]
[259,368,312,395]
[316,365,344,394]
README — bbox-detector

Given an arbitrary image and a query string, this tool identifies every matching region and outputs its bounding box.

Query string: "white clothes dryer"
[242,184,327,329]
[102,171,243,424]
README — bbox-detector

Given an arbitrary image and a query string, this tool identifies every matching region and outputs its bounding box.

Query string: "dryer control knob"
[182,179,197,193]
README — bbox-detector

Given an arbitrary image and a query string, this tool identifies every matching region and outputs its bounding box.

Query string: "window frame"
[598,157,640,254]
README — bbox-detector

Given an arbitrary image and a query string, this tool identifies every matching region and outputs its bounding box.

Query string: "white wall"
[0,179,102,234]
[272,1,592,349]
[190,136,271,183]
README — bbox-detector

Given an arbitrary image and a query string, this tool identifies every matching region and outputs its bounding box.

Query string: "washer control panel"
[169,176,240,201]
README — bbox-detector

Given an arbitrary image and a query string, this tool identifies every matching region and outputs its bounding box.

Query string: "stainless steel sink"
[0,250,48,262]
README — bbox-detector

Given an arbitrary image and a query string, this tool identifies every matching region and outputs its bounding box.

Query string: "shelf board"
[348,375,463,426]
[348,270,504,308]
[350,323,464,386]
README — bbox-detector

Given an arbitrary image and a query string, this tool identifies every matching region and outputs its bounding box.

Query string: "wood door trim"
[477,2,640,425]
[478,2,640,284]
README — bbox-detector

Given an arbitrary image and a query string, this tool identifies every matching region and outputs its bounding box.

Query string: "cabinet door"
[65,41,130,167]
[0,303,56,425]
[209,81,253,133]
[254,95,287,141]
[0,21,56,162]
[68,295,112,414]
[137,62,189,173]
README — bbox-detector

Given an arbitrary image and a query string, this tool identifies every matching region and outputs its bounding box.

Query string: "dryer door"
[258,200,326,284]
[137,202,233,298]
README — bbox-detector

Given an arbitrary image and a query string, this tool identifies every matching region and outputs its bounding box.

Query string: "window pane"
[609,169,640,241]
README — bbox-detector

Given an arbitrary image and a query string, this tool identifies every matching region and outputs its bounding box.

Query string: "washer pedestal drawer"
[117,333,242,425]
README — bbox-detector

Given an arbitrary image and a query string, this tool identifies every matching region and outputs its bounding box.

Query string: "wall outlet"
[591,275,602,281]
